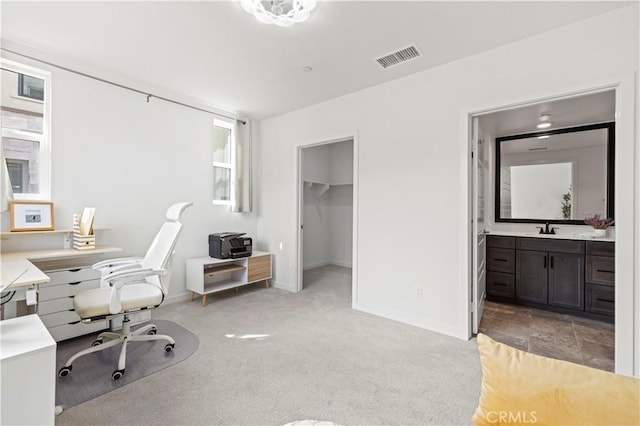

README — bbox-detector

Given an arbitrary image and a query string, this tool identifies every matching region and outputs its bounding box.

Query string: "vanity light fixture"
[240,0,317,27]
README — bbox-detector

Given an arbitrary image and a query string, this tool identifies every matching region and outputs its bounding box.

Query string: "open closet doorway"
[297,138,356,305]
[468,88,619,373]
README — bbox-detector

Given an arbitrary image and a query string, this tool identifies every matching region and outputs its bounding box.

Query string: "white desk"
[0,314,56,425]
[1,246,122,289]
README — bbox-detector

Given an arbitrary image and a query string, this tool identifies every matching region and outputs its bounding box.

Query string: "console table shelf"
[186,251,272,307]
[204,264,245,277]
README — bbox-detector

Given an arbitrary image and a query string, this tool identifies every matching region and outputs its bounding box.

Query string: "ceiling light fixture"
[240,0,317,27]
[537,113,552,129]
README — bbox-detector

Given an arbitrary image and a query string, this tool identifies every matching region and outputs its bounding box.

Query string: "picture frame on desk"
[9,201,55,232]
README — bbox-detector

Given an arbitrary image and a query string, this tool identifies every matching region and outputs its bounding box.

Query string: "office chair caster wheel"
[148,327,157,335]
[58,366,72,378]
[164,343,175,352]
[91,338,103,346]
[112,369,125,381]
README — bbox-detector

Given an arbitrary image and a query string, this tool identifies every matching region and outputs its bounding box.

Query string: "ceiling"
[0,1,630,120]
[479,90,616,137]
[501,127,609,155]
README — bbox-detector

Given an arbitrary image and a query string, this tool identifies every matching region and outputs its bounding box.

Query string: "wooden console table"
[186,251,272,306]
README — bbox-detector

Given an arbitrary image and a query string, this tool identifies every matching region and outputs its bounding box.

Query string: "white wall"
[0,52,258,301]
[256,4,639,351]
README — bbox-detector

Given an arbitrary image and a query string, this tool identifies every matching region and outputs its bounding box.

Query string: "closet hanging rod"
[1,47,246,125]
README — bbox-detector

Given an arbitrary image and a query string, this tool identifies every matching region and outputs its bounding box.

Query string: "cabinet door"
[248,255,271,282]
[548,252,584,310]
[516,250,548,304]
[486,271,515,299]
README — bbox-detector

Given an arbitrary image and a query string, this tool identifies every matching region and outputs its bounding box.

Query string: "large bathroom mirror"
[495,122,614,224]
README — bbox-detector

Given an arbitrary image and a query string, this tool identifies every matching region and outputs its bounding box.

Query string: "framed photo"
[10,201,55,232]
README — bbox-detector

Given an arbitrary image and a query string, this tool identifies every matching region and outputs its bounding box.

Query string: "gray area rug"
[55,319,199,409]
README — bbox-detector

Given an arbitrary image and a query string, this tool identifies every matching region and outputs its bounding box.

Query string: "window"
[1,59,51,200]
[212,119,234,205]
[18,74,45,101]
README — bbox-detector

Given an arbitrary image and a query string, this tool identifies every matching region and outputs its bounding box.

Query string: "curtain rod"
[1,47,246,125]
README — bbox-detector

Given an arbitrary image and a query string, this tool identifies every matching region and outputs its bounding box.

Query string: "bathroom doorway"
[466,86,628,373]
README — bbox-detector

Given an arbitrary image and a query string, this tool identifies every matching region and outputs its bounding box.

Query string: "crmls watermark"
[486,410,538,424]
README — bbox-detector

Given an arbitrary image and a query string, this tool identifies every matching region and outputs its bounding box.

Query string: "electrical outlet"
[415,285,423,299]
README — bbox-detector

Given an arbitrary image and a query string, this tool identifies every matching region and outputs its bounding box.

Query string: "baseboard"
[352,301,466,341]
[163,292,193,305]
[303,260,352,271]
[328,260,352,268]
[303,261,330,271]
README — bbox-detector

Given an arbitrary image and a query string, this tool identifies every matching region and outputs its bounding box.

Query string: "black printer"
[209,232,252,259]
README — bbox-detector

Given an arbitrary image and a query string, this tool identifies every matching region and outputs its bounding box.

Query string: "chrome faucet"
[537,222,558,235]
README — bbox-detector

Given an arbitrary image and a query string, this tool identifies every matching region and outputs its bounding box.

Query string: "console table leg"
[265,280,270,288]
[201,294,207,307]
[190,292,194,302]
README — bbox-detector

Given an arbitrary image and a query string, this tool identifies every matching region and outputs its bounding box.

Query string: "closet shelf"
[304,180,352,197]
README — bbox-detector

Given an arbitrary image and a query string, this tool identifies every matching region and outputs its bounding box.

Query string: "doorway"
[468,88,620,372]
[297,138,356,303]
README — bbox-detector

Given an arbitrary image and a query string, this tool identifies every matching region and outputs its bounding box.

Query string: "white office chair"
[58,202,193,381]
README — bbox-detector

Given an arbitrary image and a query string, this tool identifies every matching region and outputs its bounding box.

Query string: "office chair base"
[58,316,175,380]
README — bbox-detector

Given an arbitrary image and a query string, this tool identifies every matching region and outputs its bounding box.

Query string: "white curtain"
[0,147,14,212]
[232,119,252,213]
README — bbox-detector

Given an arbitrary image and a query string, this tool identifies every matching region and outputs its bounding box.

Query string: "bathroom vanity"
[486,233,614,321]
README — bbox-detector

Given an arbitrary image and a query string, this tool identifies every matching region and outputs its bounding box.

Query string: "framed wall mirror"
[495,122,614,224]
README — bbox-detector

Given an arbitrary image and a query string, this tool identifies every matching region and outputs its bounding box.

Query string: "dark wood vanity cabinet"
[486,236,516,299]
[486,235,612,319]
[585,241,615,316]
[515,250,548,304]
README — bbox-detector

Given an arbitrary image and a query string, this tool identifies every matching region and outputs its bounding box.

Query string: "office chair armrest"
[93,257,144,271]
[103,267,167,315]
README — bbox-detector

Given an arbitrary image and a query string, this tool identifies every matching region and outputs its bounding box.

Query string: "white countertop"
[487,230,614,242]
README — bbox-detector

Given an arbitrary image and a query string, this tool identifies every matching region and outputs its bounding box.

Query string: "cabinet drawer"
[45,268,100,286]
[516,237,584,254]
[487,248,515,273]
[39,310,81,328]
[248,255,271,282]
[586,241,614,257]
[487,235,515,249]
[585,284,615,316]
[38,296,74,315]
[39,279,100,300]
[487,272,515,298]
[48,320,108,342]
[586,256,615,286]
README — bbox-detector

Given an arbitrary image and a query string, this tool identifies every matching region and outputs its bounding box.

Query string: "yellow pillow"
[473,333,640,426]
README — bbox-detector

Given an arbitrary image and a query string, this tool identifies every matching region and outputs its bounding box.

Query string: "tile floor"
[479,301,615,372]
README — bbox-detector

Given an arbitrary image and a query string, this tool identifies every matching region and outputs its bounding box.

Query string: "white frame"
[0,58,51,201]
[212,118,235,206]
[462,74,638,377]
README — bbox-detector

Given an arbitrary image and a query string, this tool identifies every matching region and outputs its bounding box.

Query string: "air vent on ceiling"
[375,45,421,69]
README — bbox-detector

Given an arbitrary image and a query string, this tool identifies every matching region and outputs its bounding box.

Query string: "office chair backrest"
[141,202,193,293]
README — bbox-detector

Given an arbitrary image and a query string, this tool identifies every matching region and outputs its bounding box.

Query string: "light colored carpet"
[56,319,199,410]
[55,265,483,425]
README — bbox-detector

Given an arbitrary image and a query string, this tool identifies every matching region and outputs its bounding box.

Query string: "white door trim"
[460,74,637,376]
